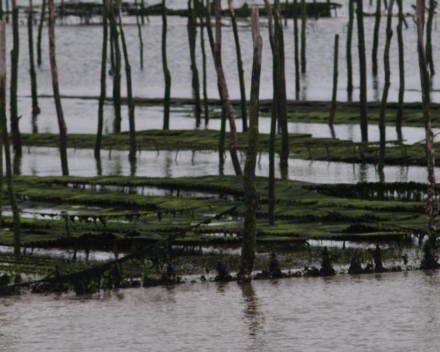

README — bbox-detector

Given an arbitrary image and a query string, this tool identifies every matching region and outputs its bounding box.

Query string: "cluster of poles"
[0,0,437,284]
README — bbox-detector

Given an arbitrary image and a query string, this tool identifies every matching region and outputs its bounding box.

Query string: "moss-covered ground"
[0,175,432,248]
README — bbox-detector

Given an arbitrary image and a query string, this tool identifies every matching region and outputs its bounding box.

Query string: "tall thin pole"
[293,0,300,99]
[378,0,395,178]
[396,0,404,136]
[10,0,20,156]
[28,0,40,115]
[416,0,438,231]
[95,0,109,159]
[162,0,171,130]
[372,0,381,75]
[346,0,354,99]
[0,22,20,254]
[300,0,306,73]
[329,34,339,126]
[357,0,369,142]
[239,8,262,284]
[48,0,69,175]
[37,0,46,66]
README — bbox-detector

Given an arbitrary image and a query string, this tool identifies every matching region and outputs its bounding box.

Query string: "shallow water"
[2,270,440,351]
[8,146,435,184]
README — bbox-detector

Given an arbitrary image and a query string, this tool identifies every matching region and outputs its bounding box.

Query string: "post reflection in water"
[240,284,265,351]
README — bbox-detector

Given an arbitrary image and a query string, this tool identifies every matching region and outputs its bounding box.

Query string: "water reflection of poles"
[48,0,69,175]
[378,0,395,181]
[239,284,264,347]
[416,0,438,231]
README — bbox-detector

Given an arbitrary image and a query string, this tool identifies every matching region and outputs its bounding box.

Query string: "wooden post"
[48,0,69,175]
[10,0,20,156]
[396,0,404,135]
[0,21,21,254]
[239,8,262,284]
[95,0,109,159]
[300,0,306,73]
[135,0,143,69]
[188,0,201,127]
[108,5,121,133]
[379,0,395,177]
[416,0,438,231]
[426,0,435,76]
[356,0,369,142]
[117,0,137,160]
[264,0,277,226]
[346,0,354,99]
[372,0,381,76]
[28,0,40,115]
[275,0,289,170]
[213,0,242,176]
[37,0,46,66]
[285,0,289,25]
[198,0,209,126]
[228,0,248,133]
[293,0,300,99]
[329,34,339,126]
[141,0,145,24]
[162,0,171,130]
[218,105,226,165]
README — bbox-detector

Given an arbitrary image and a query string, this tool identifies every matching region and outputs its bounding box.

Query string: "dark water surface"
[2,270,440,351]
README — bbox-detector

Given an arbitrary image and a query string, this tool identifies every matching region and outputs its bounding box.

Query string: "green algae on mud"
[0,175,433,248]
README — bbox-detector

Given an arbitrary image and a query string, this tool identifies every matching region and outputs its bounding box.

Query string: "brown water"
[2,270,440,351]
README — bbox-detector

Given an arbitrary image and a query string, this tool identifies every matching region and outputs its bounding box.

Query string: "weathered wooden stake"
[416,0,438,231]
[48,0,69,175]
[346,0,354,98]
[426,0,435,76]
[396,0,404,134]
[229,0,248,132]
[95,0,109,159]
[356,0,369,142]
[239,8,262,284]
[329,34,339,126]
[300,0,306,73]
[37,0,46,66]
[379,0,395,176]
[162,0,171,130]
[275,0,289,170]
[118,0,137,160]
[135,0,143,69]
[214,0,242,175]
[10,0,20,156]
[188,0,201,126]
[28,0,40,115]
[109,4,121,133]
[0,22,20,254]
[218,105,226,165]
[264,0,277,225]
[198,0,209,125]
[372,0,381,75]
[293,0,300,99]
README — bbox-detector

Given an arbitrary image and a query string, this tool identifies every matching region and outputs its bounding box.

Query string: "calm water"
[2,270,440,351]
